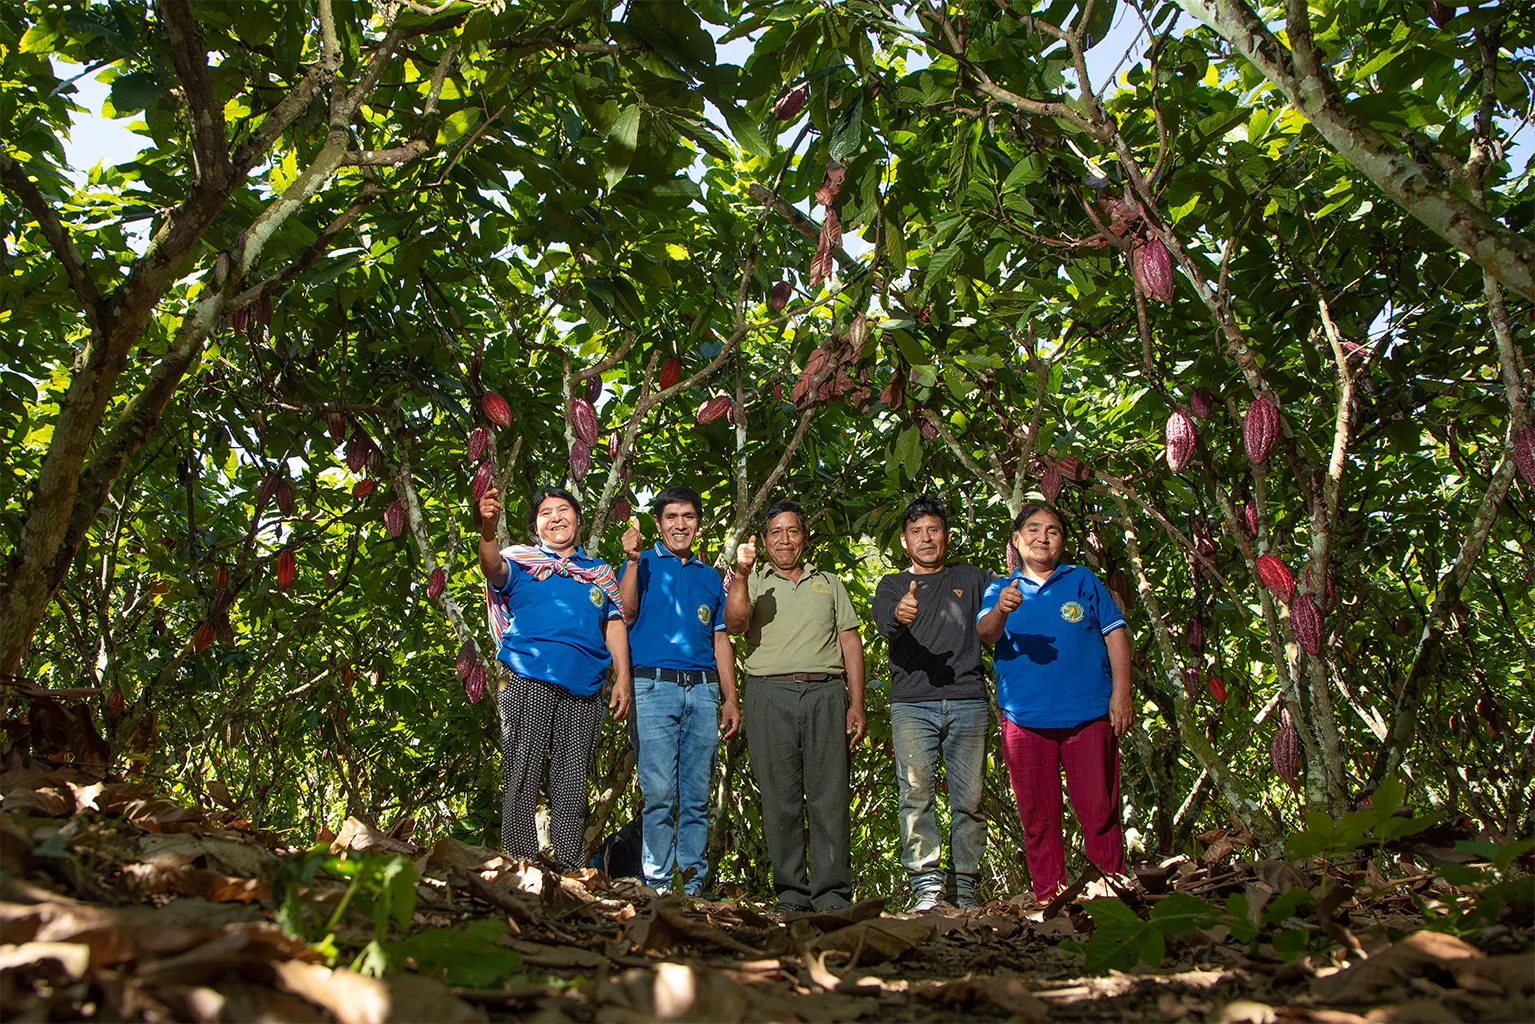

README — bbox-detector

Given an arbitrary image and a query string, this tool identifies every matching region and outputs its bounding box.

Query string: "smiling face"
[656,501,701,557]
[763,511,806,571]
[1013,509,1065,573]
[902,514,948,571]
[534,496,580,553]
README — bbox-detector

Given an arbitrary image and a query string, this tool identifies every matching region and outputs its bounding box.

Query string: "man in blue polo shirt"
[619,485,740,895]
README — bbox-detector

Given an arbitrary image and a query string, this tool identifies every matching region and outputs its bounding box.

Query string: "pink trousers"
[999,715,1125,899]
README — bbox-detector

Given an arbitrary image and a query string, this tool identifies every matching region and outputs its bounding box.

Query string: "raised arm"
[477,488,509,590]
[723,535,757,635]
[619,517,643,626]
[977,579,1022,644]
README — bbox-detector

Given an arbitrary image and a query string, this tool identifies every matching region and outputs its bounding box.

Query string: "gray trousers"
[744,676,852,910]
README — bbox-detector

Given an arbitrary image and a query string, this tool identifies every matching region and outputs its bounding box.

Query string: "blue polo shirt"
[619,542,726,672]
[492,546,623,697]
[977,564,1126,729]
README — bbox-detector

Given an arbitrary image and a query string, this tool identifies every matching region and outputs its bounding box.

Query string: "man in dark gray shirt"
[872,496,994,911]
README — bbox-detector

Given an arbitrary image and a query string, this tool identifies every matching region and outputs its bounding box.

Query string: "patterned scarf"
[485,545,624,642]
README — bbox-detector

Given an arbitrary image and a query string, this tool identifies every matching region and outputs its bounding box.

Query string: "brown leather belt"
[755,672,842,682]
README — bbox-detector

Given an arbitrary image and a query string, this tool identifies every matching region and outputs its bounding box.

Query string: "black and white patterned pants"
[496,672,603,870]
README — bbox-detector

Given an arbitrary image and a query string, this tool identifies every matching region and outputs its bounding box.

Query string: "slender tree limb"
[0,152,105,335]
[161,0,232,189]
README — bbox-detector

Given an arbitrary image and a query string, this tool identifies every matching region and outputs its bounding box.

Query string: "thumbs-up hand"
[622,516,643,560]
[736,535,757,572]
[895,578,920,625]
[996,578,1024,614]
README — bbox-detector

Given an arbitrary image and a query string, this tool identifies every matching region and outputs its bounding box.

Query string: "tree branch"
[0,152,105,336]
[161,0,232,188]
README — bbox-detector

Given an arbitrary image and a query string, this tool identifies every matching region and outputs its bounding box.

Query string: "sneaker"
[954,874,980,909]
[906,887,943,913]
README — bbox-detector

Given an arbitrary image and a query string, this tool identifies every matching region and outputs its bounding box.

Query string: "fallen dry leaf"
[1311,930,1484,1003]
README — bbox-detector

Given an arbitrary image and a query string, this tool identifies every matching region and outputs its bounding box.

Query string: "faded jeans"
[632,671,719,894]
[889,699,989,887]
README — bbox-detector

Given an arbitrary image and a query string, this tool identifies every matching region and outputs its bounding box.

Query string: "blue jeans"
[889,699,989,884]
[632,670,719,893]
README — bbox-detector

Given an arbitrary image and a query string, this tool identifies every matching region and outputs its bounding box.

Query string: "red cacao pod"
[768,280,793,313]
[1207,674,1226,704]
[584,375,603,404]
[570,441,592,481]
[1514,425,1535,488]
[257,472,281,508]
[1190,387,1215,420]
[696,395,732,425]
[384,500,405,538]
[613,498,632,523]
[1006,541,1022,574]
[274,478,295,518]
[1135,238,1176,302]
[192,620,215,653]
[1040,463,1062,502]
[1291,594,1323,655]
[773,381,784,403]
[275,547,296,590]
[326,412,347,443]
[571,397,599,446]
[346,429,370,473]
[1165,408,1197,472]
[214,565,229,590]
[1182,665,1200,700]
[365,444,382,472]
[1243,397,1279,465]
[1271,710,1300,788]
[1186,617,1205,651]
[468,425,489,464]
[1255,554,1294,603]
[1241,500,1259,539]
[456,639,478,680]
[230,306,249,333]
[608,431,621,460]
[353,478,376,499]
[919,418,937,443]
[659,357,682,391]
[773,85,807,121]
[464,662,488,704]
[471,460,494,500]
[427,567,446,600]
[1055,455,1089,481]
[482,391,512,428]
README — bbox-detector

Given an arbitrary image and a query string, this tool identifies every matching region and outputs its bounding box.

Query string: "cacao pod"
[1255,554,1294,603]
[570,441,592,481]
[1291,594,1323,655]
[257,472,281,508]
[468,426,489,464]
[192,620,215,653]
[1040,463,1063,502]
[774,85,807,121]
[1055,455,1089,481]
[584,375,602,404]
[384,500,405,538]
[274,478,295,518]
[1182,665,1200,700]
[108,687,126,716]
[482,391,513,428]
[613,498,632,523]
[1190,387,1215,420]
[464,662,487,704]
[847,313,869,360]
[346,429,369,473]
[427,567,446,600]
[326,412,347,443]
[608,431,621,459]
[353,478,376,499]
[230,306,249,333]
[210,587,233,616]
[1006,541,1022,574]
[456,639,477,680]
[471,460,494,500]
[768,280,793,313]
[1515,425,1535,488]
[773,381,784,403]
[365,444,382,472]
[1271,710,1300,788]
[275,547,296,590]
[919,418,937,443]
[696,395,731,425]
[1135,238,1176,302]
[1165,408,1197,472]
[1207,674,1226,704]
[1477,690,1501,731]
[571,397,599,446]
[1242,500,1259,539]
[1243,397,1279,465]
[659,357,682,391]
[214,613,234,643]
[1186,617,1205,651]
[214,566,229,590]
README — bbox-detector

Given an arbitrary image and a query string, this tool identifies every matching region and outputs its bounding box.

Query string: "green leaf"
[1149,892,1218,935]
[437,108,482,145]
[892,426,919,478]
[1272,928,1310,961]
[603,104,641,189]
[892,329,928,366]
[827,93,863,162]
[719,102,771,159]
[389,919,522,988]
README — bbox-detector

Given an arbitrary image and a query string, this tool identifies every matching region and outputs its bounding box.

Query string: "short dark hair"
[527,485,582,538]
[902,495,948,531]
[652,485,703,519]
[762,497,806,535]
[1011,501,1066,538]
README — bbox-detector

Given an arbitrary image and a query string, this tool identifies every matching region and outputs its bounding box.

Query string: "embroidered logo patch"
[1060,601,1085,623]
[697,603,711,624]
[588,586,604,607]
[953,589,963,598]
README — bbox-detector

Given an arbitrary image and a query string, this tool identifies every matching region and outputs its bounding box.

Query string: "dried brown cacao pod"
[326,412,347,443]
[210,587,233,616]
[570,397,599,446]
[482,391,513,428]
[773,85,807,121]
[880,371,906,411]
[1190,387,1215,420]
[456,639,478,680]
[1207,674,1226,704]
[1186,617,1205,651]
[1041,463,1063,502]
[192,620,215,653]
[1514,425,1535,488]
[1243,397,1279,464]
[695,395,732,425]
[468,426,489,464]
[464,662,488,704]
[257,472,281,508]
[1256,554,1294,603]
[274,478,295,518]
[570,441,592,481]
[1134,238,1176,302]
[1291,594,1323,655]
[275,547,296,590]
[427,567,446,600]
[384,500,405,537]
[659,357,682,391]
[352,478,376,499]
[1165,408,1197,472]
[1271,710,1301,788]
[471,460,494,500]
[768,280,793,314]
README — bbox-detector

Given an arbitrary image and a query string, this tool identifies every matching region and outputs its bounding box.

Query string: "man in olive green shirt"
[725,498,865,913]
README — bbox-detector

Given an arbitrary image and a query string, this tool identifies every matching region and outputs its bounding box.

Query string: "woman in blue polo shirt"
[476,484,632,870]
[977,502,1133,902]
